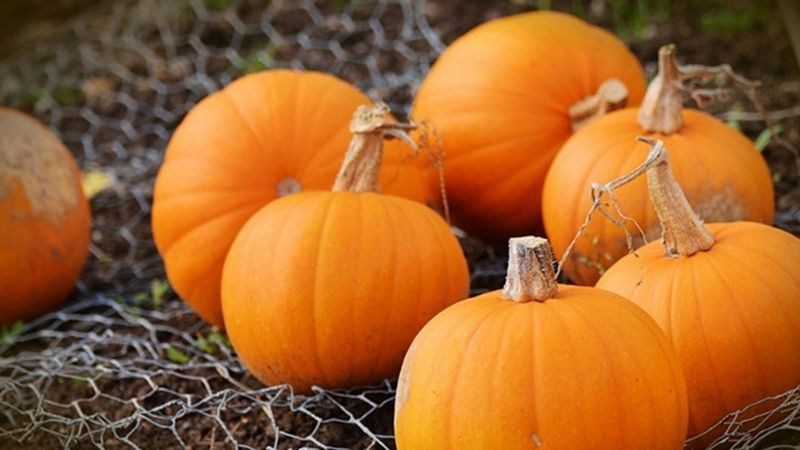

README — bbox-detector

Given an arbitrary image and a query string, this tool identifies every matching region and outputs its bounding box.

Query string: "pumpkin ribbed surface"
[598,221,800,438]
[221,191,469,393]
[153,70,437,326]
[395,285,687,450]
[544,108,773,285]
[412,11,645,242]
[544,45,774,285]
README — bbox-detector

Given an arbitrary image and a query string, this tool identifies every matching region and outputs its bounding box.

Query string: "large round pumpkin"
[596,139,800,443]
[221,105,469,393]
[0,108,91,324]
[395,236,688,450]
[412,11,645,243]
[543,44,774,285]
[153,70,438,327]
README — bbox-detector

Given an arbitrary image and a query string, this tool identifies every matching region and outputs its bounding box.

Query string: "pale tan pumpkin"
[543,44,774,285]
[0,108,91,324]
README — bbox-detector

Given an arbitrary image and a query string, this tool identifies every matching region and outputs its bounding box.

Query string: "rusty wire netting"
[0,0,798,448]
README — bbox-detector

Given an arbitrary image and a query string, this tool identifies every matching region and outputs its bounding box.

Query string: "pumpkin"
[596,138,800,443]
[221,104,469,393]
[152,70,439,327]
[412,11,645,243]
[543,44,774,285]
[0,108,91,324]
[395,236,688,450]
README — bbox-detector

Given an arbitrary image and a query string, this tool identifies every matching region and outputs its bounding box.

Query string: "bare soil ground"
[1,0,798,448]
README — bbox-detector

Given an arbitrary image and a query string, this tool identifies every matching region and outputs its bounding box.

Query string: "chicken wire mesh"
[0,0,798,448]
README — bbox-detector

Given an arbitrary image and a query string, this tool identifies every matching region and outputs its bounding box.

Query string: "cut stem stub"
[637,44,684,134]
[637,43,760,134]
[332,103,417,193]
[502,236,559,303]
[569,78,629,131]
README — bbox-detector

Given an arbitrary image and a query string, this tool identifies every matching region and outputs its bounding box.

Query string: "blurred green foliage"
[195,334,217,354]
[532,0,777,43]
[235,54,274,74]
[0,321,24,345]
[234,42,279,75]
[725,110,742,131]
[754,124,782,152]
[21,85,82,106]
[22,87,47,105]
[208,330,232,348]
[203,0,231,12]
[608,0,670,43]
[150,278,170,309]
[195,330,232,354]
[165,346,190,364]
[700,2,772,36]
[71,376,89,389]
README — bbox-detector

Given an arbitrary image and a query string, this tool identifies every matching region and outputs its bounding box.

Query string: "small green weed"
[165,346,190,364]
[0,321,24,345]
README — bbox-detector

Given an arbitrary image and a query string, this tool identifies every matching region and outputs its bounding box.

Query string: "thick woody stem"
[638,44,760,134]
[502,236,558,303]
[638,44,684,134]
[569,78,629,131]
[639,138,715,257]
[332,103,417,193]
[556,141,668,276]
[556,137,714,275]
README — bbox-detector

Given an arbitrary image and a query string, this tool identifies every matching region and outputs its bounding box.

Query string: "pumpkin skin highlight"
[412,11,645,242]
[597,221,800,439]
[152,70,438,327]
[0,108,91,324]
[395,286,688,450]
[221,191,469,393]
[543,108,774,285]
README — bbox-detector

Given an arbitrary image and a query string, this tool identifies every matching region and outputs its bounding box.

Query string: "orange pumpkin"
[221,105,469,393]
[152,70,438,327]
[412,11,645,243]
[543,44,774,285]
[395,236,688,450]
[0,108,91,324]
[596,138,800,443]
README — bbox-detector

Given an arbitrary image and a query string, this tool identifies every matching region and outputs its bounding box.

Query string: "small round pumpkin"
[395,236,688,450]
[153,70,439,327]
[412,11,645,243]
[543,44,774,285]
[596,139,800,443]
[0,108,91,324]
[221,105,469,393]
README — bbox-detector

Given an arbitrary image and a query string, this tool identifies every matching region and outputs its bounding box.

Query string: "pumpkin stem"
[569,78,629,131]
[502,236,558,303]
[332,103,417,193]
[556,136,715,275]
[556,139,669,275]
[638,44,760,134]
[638,137,715,256]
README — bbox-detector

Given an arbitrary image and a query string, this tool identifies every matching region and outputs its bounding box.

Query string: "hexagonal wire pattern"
[0,0,797,448]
